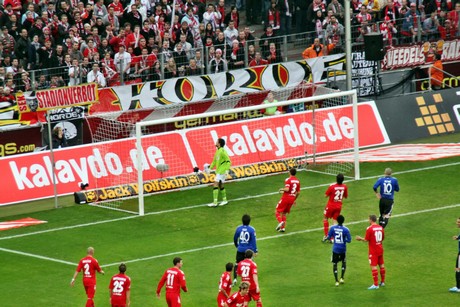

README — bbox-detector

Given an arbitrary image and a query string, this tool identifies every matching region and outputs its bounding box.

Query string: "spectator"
[126,24,145,50]
[68,58,82,86]
[430,53,444,90]
[314,10,325,40]
[248,44,256,62]
[98,38,114,58]
[208,48,227,73]
[249,51,269,67]
[266,0,281,35]
[87,62,107,87]
[223,20,238,48]
[101,51,118,82]
[279,0,294,38]
[35,74,50,89]
[259,24,278,57]
[380,16,398,46]
[302,37,335,59]
[37,39,59,75]
[422,12,440,41]
[151,60,162,81]
[439,19,457,39]
[126,4,143,29]
[265,42,283,63]
[164,57,178,79]
[61,54,73,85]
[216,0,226,30]
[83,38,98,61]
[173,42,189,73]
[363,0,381,20]
[17,72,32,92]
[103,6,121,34]
[194,49,205,71]
[448,3,460,36]
[382,0,401,23]
[227,39,244,70]
[52,126,67,148]
[224,6,240,29]
[185,58,201,76]
[203,4,221,31]
[328,0,345,23]
[14,28,29,69]
[69,42,84,62]
[114,45,132,79]
[326,15,344,48]
[401,3,421,43]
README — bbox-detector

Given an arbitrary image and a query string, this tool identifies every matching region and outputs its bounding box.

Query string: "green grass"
[1,133,459,306]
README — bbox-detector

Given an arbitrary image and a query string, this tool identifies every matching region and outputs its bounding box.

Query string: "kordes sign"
[0,102,389,205]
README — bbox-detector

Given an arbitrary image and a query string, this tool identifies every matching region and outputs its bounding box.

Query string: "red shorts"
[217,293,226,307]
[368,253,384,266]
[276,197,295,214]
[324,205,341,220]
[166,292,181,307]
[248,288,261,301]
[111,296,127,307]
[83,283,96,299]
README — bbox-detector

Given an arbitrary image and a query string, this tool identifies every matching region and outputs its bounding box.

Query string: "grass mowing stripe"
[1,160,459,242]
[1,202,458,267]
[101,203,460,268]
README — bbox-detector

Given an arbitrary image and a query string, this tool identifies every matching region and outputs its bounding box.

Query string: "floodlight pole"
[47,110,59,209]
[345,0,352,91]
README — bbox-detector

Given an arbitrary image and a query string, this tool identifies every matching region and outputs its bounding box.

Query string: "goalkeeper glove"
[204,163,210,174]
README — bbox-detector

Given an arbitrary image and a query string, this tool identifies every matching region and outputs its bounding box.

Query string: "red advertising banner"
[382,39,460,70]
[16,83,99,113]
[0,102,388,205]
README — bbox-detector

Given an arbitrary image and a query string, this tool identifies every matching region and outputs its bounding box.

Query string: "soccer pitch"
[1,133,460,307]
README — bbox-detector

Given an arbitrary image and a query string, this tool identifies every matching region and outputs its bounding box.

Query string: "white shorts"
[214,173,227,183]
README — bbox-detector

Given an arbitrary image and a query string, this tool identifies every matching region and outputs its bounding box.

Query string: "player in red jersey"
[275,168,300,233]
[356,214,386,290]
[217,263,234,307]
[224,282,250,307]
[322,174,348,242]
[237,249,262,307]
[109,263,131,307]
[71,247,105,307]
[157,257,188,307]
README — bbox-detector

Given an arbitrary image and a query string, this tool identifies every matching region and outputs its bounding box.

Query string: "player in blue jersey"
[327,215,352,286]
[449,217,460,293]
[233,214,258,286]
[373,168,400,228]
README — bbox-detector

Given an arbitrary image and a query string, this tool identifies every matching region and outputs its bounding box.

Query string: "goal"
[133,88,359,215]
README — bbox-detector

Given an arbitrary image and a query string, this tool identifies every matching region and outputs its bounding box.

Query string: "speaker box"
[364,33,384,61]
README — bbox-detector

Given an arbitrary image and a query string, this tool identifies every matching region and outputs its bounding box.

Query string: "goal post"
[135,88,359,216]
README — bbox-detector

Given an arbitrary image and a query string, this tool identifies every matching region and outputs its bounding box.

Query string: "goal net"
[134,87,359,215]
[84,85,358,215]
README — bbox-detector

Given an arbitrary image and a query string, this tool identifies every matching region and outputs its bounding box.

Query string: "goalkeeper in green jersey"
[206,138,231,207]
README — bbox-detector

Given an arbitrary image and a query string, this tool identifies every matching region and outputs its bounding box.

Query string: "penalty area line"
[102,203,460,268]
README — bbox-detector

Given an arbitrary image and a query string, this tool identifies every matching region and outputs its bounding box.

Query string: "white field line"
[1,160,460,242]
[0,161,459,267]
[0,246,77,266]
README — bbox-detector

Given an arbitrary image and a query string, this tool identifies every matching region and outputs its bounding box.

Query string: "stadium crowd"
[0,0,458,96]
